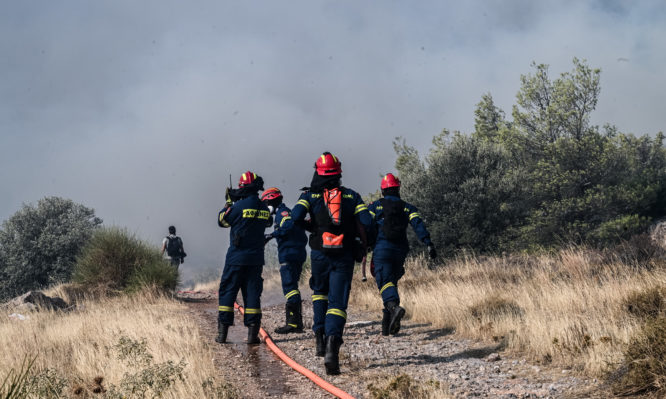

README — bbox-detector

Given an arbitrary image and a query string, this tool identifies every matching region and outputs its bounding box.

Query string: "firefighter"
[286,152,373,375]
[368,173,437,336]
[261,187,308,334]
[216,171,271,345]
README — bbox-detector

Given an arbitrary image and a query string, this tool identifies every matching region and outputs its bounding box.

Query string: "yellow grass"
[0,289,233,398]
[350,248,666,376]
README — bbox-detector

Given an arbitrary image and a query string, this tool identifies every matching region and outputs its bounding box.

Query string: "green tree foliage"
[395,59,666,254]
[0,197,102,300]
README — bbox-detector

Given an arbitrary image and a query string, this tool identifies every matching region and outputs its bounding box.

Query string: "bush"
[0,197,102,300]
[73,227,178,292]
[623,286,665,320]
[613,317,666,396]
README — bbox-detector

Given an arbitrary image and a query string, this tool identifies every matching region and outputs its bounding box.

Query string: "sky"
[1,0,665,278]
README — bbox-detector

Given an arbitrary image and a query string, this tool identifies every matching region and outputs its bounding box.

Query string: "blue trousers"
[218,264,263,326]
[280,261,303,304]
[309,250,354,338]
[373,247,407,305]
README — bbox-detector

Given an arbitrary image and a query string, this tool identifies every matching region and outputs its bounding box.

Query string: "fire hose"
[234,302,355,399]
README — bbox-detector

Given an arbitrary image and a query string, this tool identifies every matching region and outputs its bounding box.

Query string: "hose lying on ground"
[234,302,355,399]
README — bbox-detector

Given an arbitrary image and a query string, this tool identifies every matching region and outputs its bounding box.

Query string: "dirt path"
[181,289,605,398]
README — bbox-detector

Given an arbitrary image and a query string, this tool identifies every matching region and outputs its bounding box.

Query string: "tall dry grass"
[0,288,234,398]
[350,247,666,376]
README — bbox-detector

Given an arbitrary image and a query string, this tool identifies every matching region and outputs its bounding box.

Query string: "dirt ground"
[180,288,607,399]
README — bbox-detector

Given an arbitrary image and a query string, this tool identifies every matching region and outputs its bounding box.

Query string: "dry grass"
[367,373,451,399]
[350,248,666,376]
[0,288,234,398]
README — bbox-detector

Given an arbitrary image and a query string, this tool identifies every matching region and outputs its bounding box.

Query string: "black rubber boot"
[324,335,343,375]
[315,329,326,357]
[381,309,391,336]
[274,302,304,334]
[386,301,405,335]
[215,322,229,344]
[247,324,261,345]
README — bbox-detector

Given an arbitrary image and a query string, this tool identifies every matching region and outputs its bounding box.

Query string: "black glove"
[428,245,437,260]
[264,234,274,245]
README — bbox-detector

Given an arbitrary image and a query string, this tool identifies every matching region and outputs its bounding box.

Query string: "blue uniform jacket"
[218,195,270,266]
[271,203,308,264]
[368,195,432,252]
[289,187,373,256]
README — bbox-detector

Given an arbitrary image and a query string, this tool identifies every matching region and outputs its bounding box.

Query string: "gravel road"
[181,289,605,398]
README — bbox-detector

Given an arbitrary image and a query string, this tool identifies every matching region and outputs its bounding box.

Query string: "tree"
[0,197,102,299]
[512,58,601,149]
[394,59,666,255]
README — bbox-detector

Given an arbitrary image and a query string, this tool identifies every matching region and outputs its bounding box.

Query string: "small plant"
[24,368,68,399]
[202,377,239,399]
[113,336,154,368]
[104,335,186,398]
[612,316,666,396]
[368,374,447,399]
[0,356,35,399]
[469,295,524,321]
[623,286,665,319]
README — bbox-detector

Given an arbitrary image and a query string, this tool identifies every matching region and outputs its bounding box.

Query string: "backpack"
[380,198,409,242]
[310,188,350,255]
[166,236,183,258]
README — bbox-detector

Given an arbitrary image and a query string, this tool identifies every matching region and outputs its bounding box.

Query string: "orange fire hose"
[234,302,355,399]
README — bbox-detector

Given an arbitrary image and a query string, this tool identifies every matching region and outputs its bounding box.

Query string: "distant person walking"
[161,226,186,269]
[216,171,271,345]
[368,173,436,336]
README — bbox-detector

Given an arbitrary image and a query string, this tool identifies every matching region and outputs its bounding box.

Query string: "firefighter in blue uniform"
[287,152,373,375]
[368,173,437,336]
[216,171,271,345]
[261,187,308,334]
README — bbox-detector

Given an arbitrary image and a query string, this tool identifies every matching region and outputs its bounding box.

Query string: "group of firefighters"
[215,152,436,375]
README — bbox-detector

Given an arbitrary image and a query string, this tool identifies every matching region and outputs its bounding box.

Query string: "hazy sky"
[2,1,665,276]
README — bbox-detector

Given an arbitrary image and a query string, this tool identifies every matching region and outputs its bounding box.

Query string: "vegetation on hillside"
[0,197,102,301]
[350,238,666,395]
[0,290,236,399]
[73,227,178,293]
[395,59,666,256]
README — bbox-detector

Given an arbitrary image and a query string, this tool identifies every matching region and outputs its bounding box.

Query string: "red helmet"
[314,152,342,176]
[239,171,257,187]
[381,173,401,189]
[261,187,282,202]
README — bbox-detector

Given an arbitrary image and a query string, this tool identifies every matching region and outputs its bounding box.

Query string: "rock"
[3,291,68,312]
[485,353,501,362]
[448,373,460,380]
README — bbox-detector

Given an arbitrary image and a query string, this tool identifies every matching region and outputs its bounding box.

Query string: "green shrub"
[0,197,102,300]
[73,227,178,292]
[126,259,179,293]
[623,286,665,320]
[105,335,186,399]
[613,317,666,396]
